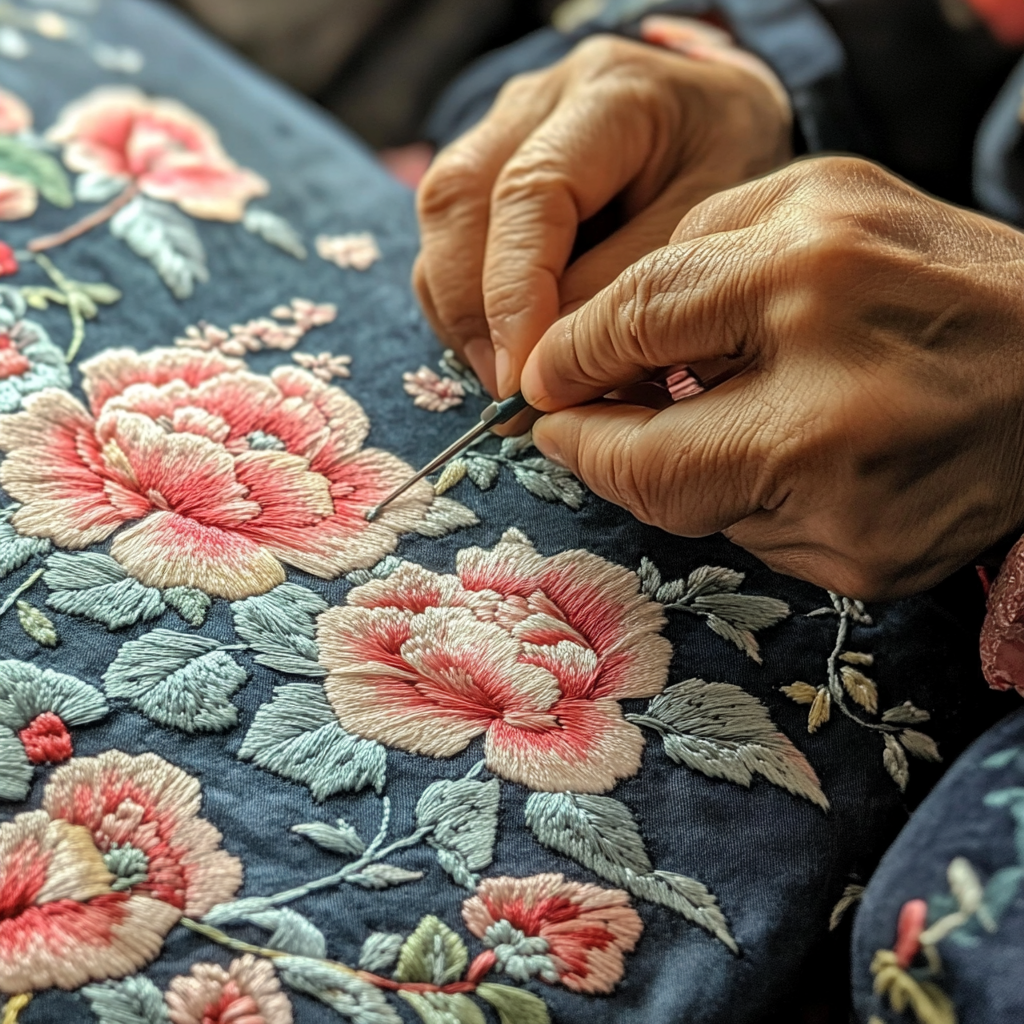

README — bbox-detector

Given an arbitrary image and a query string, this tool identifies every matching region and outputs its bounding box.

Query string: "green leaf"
[983,747,1021,770]
[982,866,1024,925]
[82,976,170,1024]
[204,903,326,957]
[511,458,584,508]
[291,818,366,857]
[238,683,386,798]
[0,725,32,800]
[16,600,56,646]
[103,630,246,732]
[499,432,534,458]
[394,916,468,986]
[162,586,211,627]
[44,552,166,630]
[78,281,122,305]
[464,456,500,490]
[0,136,72,207]
[0,509,50,581]
[624,870,738,953]
[276,956,403,1024]
[231,583,328,676]
[636,557,661,597]
[476,984,551,1024]
[416,776,500,889]
[0,659,107,733]
[359,932,406,972]
[399,992,485,1024]
[243,207,308,258]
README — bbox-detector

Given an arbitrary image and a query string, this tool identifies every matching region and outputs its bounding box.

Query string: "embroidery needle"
[366,392,530,520]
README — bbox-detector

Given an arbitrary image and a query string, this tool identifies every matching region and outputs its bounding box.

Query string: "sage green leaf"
[162,585,211,626]
[476,983,551,1024]
[0,659,107,732]
[243,207,308,258]
[624,870,737,953]
[359,932,406,972]
[291,818,366,857]
[511,458,584,508]
[0,509,50,581]
[394,916,468,986]
[0,137,72,207]
[0,725,32,800]
[464,456,500,490]
[276,956,402,1024]
[16,600,56,646]
[44,551,165,629]
[399,992,485,1024]
[416,776,500,889]
[82,976,170,1024]
[231,583,327,676]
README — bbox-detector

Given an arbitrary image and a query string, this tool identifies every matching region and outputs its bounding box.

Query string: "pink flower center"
[202,980,263,1024]
[0,334,30,380]
[18,712,73,764]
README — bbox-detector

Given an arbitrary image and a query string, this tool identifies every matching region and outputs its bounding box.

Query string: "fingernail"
[494,346,514,398]
[463,338,498,397]
[532,430,566,467]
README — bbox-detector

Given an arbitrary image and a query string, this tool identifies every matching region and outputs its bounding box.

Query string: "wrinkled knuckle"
[417,149,486,221]
[572,33,638,71]
[496,69,547,106]
[492,157,570,210]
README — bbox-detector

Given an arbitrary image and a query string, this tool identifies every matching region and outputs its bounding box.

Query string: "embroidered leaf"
[982,866,1024,925]
[238,683,386,798]
[525,791,652,878]
[243,207,308,258]
[630,679,828,810]
[103,630,246,732]
[110,196,209,299]
[276,956,403,1024]
[231,583,328,676]
[44,552,166,629]
[637,557,661,597]
[659,565,744,604]
[499,432,534,458]
[0,136,72,207]
[840,666,879,713]
[883,733,909,791]
[511,457,584,509]
[0,509,50,580]
[899,729,941,762]
[476,984,551,1024]
[346,556,403,587]
[435,459,468,495]
[251,910,328,958]
[359,932,406,973]
[829,884,865,931]
[415,776,500,889]
[15,601,55,646]
[464,456,500,490]
[349,863,424,889]
[82,976,170,1024]
[780,682,818,705]
[808,688,831,733]
[840,651,874,666]
[624,870,737,953]
[983,747,1023,771]
[395,915,468,985]
[0,726,32,800]
[882,702,931,725]
[411,496,480,538]
[399,993,486,1024]
[0,660,108,732]
[439,349,483,397]
[75,171,129,203]
[292,818,366,857]
[162,586,211,627]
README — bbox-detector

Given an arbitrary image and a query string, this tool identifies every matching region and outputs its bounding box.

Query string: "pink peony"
[462,873,643,994]
[0,751,240,993]
[47,87,268,221]
[318,530,671,793]
[0,348,438,600]
[165,955,292,1024]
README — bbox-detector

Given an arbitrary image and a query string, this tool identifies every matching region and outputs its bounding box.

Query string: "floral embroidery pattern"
[291,351,352,382]
[0,750,241,994]
[318,529,672,794]
[176,299,338,357]
[0,88,71,222]
[315,232,381,271]
[165,955,292,1024]
[0,347,464,600]
[0,286,70,413]
[402,366,464,412]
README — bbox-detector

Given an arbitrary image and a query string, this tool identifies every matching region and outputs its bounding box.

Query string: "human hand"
[414,29,791,398]
[521,156,1024,600]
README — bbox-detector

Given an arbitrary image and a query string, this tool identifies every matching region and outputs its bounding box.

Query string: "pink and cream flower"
[47,86,268,221]
[165,955,292,1024]
[0,88,31,136]
[462,873,643,994]
[0,87,38,221]
[0,347,439,600]
[318,530,671,793]
[0,751,241,993]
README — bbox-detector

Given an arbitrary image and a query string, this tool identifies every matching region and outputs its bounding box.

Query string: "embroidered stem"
[27,184,139,253]
[1,995,30,1024]
[0,568,44,618]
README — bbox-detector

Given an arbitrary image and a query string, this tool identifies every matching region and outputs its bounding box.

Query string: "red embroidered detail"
[0,334,30,380]
[893,898,928,969]
[18,712,72,764]
[965,0,1024,45]
[980,533,1024,696]
[165,955,292,1024]
[0,244,18,278]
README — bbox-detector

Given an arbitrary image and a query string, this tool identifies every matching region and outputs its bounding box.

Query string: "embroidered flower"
[292,351,352,382]
[165,955,292,1024]
[176,301,336,356]
[462,873,643,994]
[402,366,465,412]
[0,348,439,600]
[0,174,37,220]
[273,298,337,331]
[0,243,18,277]
[0,87,31,135]
[318,530,671,793]
[0,287,71,413]
[47,86,268,221]
[0,751,240,993]
[316,232,381,270]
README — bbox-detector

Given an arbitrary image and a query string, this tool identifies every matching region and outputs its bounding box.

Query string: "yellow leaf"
[841,665,879,713]
[808,688,831,733]
[900,729,941,763]
[840,650,874,666]
[434,459,468,495]
[781,682,818,705]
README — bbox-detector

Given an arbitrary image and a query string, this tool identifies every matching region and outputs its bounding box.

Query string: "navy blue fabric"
[0,3,1018,1023]
[852,706,1024,1023]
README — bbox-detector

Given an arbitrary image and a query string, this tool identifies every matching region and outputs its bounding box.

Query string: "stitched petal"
[0,174,37,221]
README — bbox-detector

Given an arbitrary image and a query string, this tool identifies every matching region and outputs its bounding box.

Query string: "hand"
[414,28,792,398]
[521,156,1024,600]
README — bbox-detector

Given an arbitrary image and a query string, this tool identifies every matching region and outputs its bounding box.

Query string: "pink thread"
[401,366,465,412]
[18,712,72,764]
[893,898,928,969]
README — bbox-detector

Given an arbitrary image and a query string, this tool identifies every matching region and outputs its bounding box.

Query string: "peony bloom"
[0,347,439,600]
[0,287,71,412]
[318,530,671,793]
[0,87,31,135]
[0,751,240,993]
[165,955,292,1024]
[47,86,268,221]
[462,873,643,994]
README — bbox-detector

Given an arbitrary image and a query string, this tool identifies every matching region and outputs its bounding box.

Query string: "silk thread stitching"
[315,232,381,271]
[402,366,465,412]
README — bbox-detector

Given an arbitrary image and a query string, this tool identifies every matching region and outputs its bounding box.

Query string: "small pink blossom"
[292,351,352,382]
[229,317,303,352]
[174,322,230,352]
[402,366,464,412]
[272,298,337,331]
[316,232,381,271]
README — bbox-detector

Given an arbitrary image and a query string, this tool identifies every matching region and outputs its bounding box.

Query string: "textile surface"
[0,3,1017,1023]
